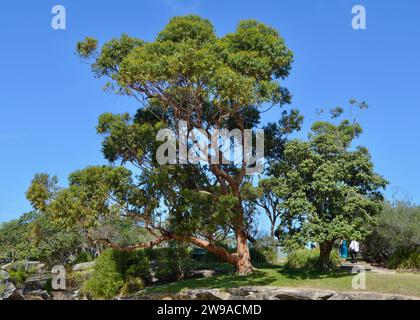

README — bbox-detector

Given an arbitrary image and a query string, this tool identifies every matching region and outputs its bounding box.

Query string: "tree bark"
[270,223,276,239]
[319,241,334,272]
[235,228,254,275]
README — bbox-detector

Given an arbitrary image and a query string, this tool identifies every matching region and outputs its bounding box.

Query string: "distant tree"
[0,210,84,266]
[25,172,155,265]
[0,213,33,261]
[255,178,283,239]
[271,119,387,270]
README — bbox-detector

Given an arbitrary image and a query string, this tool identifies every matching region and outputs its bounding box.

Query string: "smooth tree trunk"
[270,223,276,239]
[231,199,254,275]
[235,229,254,275]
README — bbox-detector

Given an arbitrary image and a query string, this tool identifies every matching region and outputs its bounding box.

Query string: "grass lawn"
[141,264,420,297]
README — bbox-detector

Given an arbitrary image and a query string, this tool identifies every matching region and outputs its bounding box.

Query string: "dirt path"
[339,261,396,274]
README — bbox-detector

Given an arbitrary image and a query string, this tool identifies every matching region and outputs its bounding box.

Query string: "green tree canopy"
[271,119,387,270]
[36,15,300,274]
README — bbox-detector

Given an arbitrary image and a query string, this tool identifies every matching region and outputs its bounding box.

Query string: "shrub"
[8,269,28,286]
[83,250,124,299]
[83,248,151,299]
[83,245,193,298]
[119,277,145,296]
[45,278,53,295]
[7,263,37,287]
[67,271,92,289]
[74,251,93,264]
[147,244,192,282]
[363,201,420,265]
[113,249,151,283]
[250,246,277,264]
[387,246,420,270]
[286,248,340,272]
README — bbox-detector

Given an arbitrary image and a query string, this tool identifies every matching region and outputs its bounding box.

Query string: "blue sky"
[0,0,419,228]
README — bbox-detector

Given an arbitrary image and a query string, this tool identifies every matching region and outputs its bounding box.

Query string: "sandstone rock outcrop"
[130,286,420,301]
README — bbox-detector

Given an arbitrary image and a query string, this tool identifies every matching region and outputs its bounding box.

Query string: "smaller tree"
[24,174,88,265]
[254,110,303,239]
[255,178,282,239]
[271,119,387,270]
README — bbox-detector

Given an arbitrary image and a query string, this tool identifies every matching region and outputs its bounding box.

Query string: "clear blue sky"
[1,0,419,226]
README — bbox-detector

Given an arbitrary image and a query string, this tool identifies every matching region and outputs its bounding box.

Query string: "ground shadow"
[275,265,351,280]
[142,269,278,294]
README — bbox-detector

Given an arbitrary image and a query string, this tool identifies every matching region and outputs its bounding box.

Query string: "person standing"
[349,240,360,263]
[339,240,348,261]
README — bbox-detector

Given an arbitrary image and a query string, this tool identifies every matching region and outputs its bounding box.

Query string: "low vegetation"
[286,248,341,272]
[363,201,420,269]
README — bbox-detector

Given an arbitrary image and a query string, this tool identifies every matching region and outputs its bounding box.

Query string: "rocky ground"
[129,286,420,300]
[0,261,93,300]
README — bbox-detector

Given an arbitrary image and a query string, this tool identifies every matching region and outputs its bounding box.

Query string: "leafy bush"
[286,248,340,272]
[387,247,420,270]
[0,213,36,261]
[363,201,420,268]
[83,245,194,299]
[7,263,37,287]
[146,244,192,282]
[8,269,29,286]
[67,271,92,289]
[113,249,151,282]
[45,278,53,295]
[119,277,145,296]
[83,250,125,299]
[74,251,93,264]
[83,248,151,299]
[250,246,277,264]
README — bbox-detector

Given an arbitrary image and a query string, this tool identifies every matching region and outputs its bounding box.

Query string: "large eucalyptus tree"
[44,15,297,274]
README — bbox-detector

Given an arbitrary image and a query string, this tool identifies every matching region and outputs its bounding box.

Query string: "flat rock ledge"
[130,286,420,301]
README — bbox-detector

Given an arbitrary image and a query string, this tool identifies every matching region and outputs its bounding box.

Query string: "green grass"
[140,264,420,297]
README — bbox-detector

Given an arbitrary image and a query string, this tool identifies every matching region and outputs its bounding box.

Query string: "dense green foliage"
[387,247,420,269]
[0,213,33,261]
[83,249,127,299]
[271,113,387,270]
[83,245,192,299]
[0,211,84,266]
[286,248,341,272]
[0,174,88,266]
[0,171,153,267]
[67,14,301,274]
[249,246,278,264]
[83,248,153,299]
[145,244,192,282]
[363,201,420,269]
